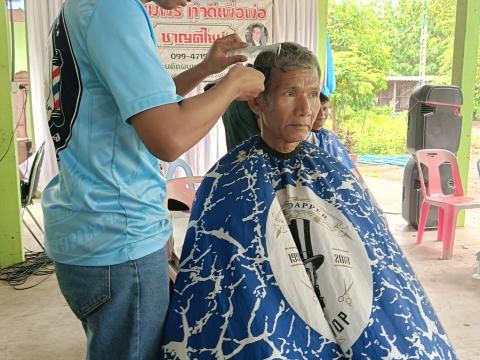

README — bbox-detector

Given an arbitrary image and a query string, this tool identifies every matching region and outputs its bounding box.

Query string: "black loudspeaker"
[402,158,455,229]
[407,85,462,154]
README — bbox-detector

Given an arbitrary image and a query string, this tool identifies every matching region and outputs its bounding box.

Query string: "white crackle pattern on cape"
[162,137,456,360]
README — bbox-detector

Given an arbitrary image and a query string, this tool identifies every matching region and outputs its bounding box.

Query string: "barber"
[42,0,264,358]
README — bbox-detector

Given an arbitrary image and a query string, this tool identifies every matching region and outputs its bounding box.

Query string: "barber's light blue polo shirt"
[42,0,182,266]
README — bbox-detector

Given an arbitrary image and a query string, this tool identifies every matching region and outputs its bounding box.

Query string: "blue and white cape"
[162,137,456,360]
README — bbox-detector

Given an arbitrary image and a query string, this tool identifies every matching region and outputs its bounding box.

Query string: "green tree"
[383,0,423,76]
[329,0,392,125]
[428,0,479,118]
[427,0,456,76]
[382,0,455,77]
[329,0,479,123]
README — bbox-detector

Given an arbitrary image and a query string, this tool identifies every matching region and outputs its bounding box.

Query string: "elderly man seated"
[162,43,456,359]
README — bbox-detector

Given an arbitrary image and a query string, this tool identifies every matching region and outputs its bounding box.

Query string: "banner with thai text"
[145,0,274,81]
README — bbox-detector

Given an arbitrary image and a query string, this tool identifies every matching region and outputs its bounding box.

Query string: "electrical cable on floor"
[0,249,54,290]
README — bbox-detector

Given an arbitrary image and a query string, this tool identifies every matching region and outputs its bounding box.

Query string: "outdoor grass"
[334,110,408,155]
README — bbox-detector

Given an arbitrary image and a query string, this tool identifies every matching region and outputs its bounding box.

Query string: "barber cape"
[162,137,456,360]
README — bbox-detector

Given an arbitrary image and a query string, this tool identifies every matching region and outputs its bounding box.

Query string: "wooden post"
[451,0,480,226]
[317,0,328,86]
[0,2,24,268]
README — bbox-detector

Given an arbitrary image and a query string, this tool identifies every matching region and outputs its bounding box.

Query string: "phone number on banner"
[170,53,208,60]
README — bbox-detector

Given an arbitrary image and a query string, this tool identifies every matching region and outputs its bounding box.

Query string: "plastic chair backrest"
[22,142,45,207]
[166,176,203,211]
[415,149,463,198]
[166,159,194,181]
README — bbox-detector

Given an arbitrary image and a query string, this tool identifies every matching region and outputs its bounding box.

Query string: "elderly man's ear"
[247,95,264,117]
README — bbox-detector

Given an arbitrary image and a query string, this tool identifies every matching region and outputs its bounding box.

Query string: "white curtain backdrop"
[26,0,63,190]
[273,0,318,52]
[27,0,318,181]
[182,0,318,176]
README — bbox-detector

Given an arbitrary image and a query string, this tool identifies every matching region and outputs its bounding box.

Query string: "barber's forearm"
[133,64,263,161]
[169,81,238,154]
[132,78,238,162]
[173,62,211,96]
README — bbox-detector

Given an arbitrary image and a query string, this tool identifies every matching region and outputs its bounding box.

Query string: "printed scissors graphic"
[337,279,353,305]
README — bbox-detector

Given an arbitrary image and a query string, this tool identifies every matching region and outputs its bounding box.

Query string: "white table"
[168,211,190,282]
[171,211,189,258]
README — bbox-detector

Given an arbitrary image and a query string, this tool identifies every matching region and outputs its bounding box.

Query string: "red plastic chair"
[166,176,203,211]
[415,149,480,259]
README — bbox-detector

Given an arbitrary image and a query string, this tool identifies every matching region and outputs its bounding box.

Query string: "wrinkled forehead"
[269,66,320,91]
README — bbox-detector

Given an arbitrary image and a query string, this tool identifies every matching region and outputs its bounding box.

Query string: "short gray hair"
[253,42,321,97]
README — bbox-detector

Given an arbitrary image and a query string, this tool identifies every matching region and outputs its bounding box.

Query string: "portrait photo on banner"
[245,22,268,46]
[145,0,274,81]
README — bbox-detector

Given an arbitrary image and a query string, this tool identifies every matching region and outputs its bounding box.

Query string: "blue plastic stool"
[166,158,194,182]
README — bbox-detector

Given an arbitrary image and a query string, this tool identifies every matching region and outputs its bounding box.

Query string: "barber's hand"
[225,64,265,101]
[201,34,248,75]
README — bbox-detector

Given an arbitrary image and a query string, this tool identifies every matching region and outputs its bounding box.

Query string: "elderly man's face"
[255,67,320,153]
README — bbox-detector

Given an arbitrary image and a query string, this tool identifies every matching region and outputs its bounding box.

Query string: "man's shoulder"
[63,0,101,37]
[66,0,142,11]
[65,0,147,31]
[209,137,260,173]
[315,129,344,147]
[317,128,339,140]
[64,0,99,22]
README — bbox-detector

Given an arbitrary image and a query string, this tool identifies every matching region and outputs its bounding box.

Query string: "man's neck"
[258,137,300,159]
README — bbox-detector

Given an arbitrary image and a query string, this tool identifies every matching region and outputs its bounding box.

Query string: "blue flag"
[322,35,336,97]
[162,137,456,359]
